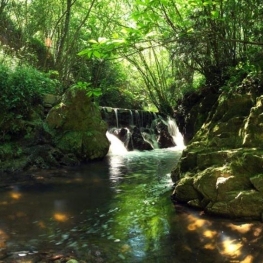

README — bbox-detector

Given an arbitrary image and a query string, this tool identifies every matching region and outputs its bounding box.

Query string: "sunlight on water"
[102,147,181,262]
[0,147,263,262]
[53,213,69,222]
[10,192,22,200]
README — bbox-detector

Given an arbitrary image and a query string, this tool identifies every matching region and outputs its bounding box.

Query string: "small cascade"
[129,110,134,126]
[100,106,185,152]
[106,131,127,155]
[141,131,159,149]
[114,108,119,128]
[167,117,185,149]
[134,110,140,127]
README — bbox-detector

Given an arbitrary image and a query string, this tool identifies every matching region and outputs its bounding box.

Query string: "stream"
[0,147,262,262]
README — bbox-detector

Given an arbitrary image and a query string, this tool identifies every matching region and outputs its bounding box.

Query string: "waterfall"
[101,107,185,152]
[134,110,140,127]
[167,117,185,149]
[129,110,134,126]
[106,131,127,155]
[114,108,119,128]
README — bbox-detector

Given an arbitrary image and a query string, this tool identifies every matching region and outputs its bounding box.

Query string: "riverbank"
[171,75,263,220]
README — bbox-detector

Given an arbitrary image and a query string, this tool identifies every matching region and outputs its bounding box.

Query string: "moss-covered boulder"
[46,87,109,161]
[171,89,263,220]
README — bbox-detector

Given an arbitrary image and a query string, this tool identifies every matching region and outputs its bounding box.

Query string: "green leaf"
[89,39,98,44]
[203,1,211,6]
[77,49,90,56]
[98,37,108,43]
[211,10,219,18]
[93,50,101,58]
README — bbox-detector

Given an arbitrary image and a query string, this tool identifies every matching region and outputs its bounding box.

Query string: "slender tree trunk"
[55,0,73,80]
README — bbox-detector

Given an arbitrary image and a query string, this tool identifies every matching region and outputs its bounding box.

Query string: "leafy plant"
[0,65,59,140]
[71,81,102,101]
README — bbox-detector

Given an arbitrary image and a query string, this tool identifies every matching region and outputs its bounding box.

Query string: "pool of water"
[0,147,263,262]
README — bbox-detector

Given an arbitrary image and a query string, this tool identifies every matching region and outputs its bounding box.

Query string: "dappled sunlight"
[226,223,254,234]
[241,255,254,263]
[203,229,217,238]
[53,199,69,222]
[183,213,221,253]
[253,227,262,237]
[0,229,8,251]
[219,237,243,257]
[186,213,212,231]
[204,243,216,250]
[10,191,22,200]
[53,213,69,222]
[37,221,46,229]
[178,209,263,262]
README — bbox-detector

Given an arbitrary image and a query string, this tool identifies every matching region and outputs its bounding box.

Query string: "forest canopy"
[0,0,263,114]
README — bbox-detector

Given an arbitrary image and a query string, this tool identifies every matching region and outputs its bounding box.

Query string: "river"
[0,147,262,262]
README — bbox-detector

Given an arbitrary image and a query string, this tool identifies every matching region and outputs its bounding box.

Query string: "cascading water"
[114,108,119,128]
[129,109,134,126]
[106,131,127,155]
[102,107,185,154]
[167,117,185,150]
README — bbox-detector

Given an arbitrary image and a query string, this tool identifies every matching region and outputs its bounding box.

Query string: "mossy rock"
[46,87,110,161]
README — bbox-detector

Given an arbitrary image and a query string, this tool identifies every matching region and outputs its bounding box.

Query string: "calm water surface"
[0,148,263,262]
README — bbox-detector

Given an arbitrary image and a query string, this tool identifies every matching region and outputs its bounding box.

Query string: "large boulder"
[46,87,109,161]
[171,88,263,220]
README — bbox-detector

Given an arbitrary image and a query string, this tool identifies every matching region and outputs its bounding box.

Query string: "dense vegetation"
[1,0,263,119]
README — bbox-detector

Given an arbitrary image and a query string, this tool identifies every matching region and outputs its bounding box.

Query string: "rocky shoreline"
[171,78,263,220]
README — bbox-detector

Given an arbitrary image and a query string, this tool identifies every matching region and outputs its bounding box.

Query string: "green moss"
[0,143,23,161]
[46,87,109,161]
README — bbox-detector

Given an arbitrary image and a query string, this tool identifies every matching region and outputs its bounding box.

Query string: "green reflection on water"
[38,149,182,262]
[100,149,181,261]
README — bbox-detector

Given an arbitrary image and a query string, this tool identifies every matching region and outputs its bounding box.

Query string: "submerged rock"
[171,88,263,220]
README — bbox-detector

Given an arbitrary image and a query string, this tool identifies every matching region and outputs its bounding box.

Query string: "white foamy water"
[106,131,128,155]
[167,117,186,150]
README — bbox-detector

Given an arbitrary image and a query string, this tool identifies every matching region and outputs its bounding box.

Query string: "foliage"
[99,86,141,109]
[220,62,263,96]
[71,81,102,100]
[78,0,263,113]
[1,0,263,115]
[2,66,57,111]
[0,65,58,139]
